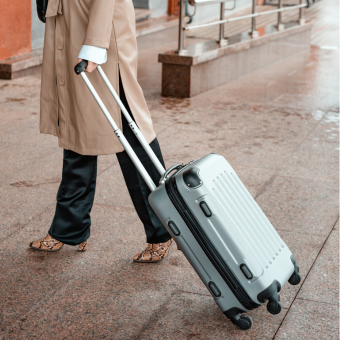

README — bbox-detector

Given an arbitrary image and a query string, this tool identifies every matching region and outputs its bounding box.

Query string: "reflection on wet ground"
[0,1,338,339]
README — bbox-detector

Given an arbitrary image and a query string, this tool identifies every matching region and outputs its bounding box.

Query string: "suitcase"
[75,61,301,330]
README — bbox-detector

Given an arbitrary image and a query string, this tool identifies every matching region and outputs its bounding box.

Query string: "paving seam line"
[274,227,337,238]
[93,202,136,212]
[97,161,118,177]
[134,290,179,340]
[274,173,338,185]
[293,296,340,306]
[0,204,53,246]
[269,99,329,172]
[3,249,160,337]
[252,99,332,202]
[2,285,63,339]
[254,174,277,200]
[272,215,339,339]
[179,289,211,297]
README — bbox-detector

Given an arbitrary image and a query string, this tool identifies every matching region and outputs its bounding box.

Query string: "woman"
[29,0,173,263]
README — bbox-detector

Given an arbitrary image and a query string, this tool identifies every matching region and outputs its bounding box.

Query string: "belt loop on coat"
[45,0,63,17]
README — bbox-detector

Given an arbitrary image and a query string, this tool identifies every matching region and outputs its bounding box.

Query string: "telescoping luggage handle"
[74,60,170,192]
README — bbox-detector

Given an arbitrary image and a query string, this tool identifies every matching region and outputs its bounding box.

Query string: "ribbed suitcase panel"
[211,170,285,270]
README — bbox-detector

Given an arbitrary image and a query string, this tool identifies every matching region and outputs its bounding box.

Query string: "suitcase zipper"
[166,175,260,311]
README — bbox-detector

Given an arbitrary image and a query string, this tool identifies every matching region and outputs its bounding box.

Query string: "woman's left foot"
[133,238,173,263]
[78,240,88,252]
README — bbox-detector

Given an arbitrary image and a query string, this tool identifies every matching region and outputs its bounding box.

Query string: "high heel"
[78,240,88,252]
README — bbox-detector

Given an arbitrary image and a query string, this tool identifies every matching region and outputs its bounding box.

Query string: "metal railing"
[177,0,307,54]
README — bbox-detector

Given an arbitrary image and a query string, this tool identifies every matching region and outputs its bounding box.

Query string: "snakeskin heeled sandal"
[133,238,173,263]
[78,240,87,252]
[29,234,64,252]
[29,234,88,252]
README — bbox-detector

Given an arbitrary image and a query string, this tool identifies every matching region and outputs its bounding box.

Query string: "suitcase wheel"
[232,315,253,330]
[288,271,301,285]
[266,292,282,315]
[288,257,301,286]
[224,308,252,330]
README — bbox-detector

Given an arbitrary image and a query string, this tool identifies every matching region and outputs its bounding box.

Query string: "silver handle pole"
[184,4,307,31]
[299,0,305,24]
[218,2,228,45]
[277,0,284,30]
[250,0,259,38]
[80,72,157,192]
[177,0,186,54]
[219,2,225,43]
[97,66,166,176]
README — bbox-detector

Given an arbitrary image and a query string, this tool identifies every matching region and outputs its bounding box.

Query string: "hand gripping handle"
[74,60,88,75]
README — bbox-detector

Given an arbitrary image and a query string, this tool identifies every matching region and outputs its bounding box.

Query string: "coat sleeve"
[83,0,116,49]
[78,45,108,64]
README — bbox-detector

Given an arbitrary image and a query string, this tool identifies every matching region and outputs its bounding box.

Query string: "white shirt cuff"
[78,45,107,65]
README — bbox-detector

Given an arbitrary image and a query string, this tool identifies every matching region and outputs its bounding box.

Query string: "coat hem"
[40,127,59,138]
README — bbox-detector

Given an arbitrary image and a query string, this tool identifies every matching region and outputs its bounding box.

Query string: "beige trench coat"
[40,0,156,155]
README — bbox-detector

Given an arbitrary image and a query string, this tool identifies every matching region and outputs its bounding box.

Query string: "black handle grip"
[74,60,88,75]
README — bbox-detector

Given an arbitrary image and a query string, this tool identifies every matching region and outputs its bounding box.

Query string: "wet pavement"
[188,0,339,48]
[0,3,339,339]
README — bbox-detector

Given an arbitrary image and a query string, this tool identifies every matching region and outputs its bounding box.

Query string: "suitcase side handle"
[74,62,157,192]
[159,164,184,184]
[96,65,166,176]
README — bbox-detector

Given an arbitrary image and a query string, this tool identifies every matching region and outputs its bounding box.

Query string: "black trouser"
[48,73,171,246]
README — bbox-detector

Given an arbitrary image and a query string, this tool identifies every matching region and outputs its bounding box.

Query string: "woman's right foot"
[133,238,173,263]
[29,234,64,252]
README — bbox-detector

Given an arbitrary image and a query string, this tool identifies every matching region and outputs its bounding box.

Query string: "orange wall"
[0,0,32,60]
[168,0,180,16]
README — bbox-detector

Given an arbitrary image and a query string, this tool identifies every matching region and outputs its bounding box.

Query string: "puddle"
[0,84,9,90]
[325,112,340,125]
[160,97,191,110]
[320,46,339,50]
[5,98,27,103]
[311,110,324,121]
[10,178,60,187]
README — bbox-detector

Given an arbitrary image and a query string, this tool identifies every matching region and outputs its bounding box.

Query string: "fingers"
[85,61,98,73]
[75,59,98,73]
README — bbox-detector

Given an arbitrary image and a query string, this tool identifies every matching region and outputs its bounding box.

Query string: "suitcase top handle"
[159,164,185,184]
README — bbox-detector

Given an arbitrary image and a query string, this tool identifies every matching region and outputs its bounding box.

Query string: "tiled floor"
[0,1,338,339]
